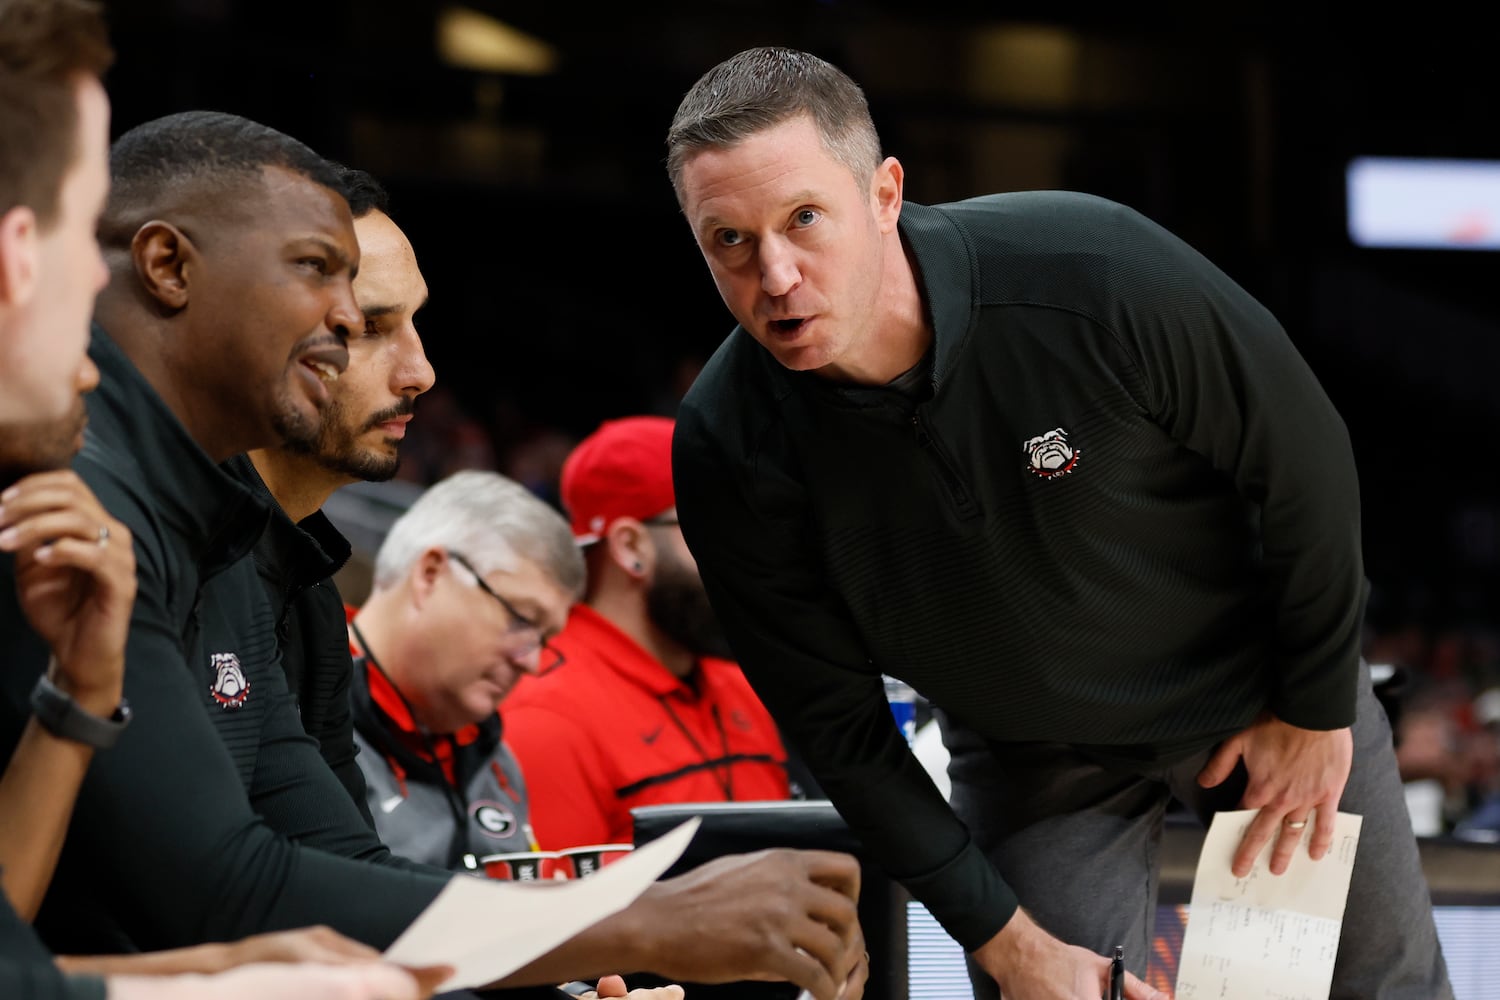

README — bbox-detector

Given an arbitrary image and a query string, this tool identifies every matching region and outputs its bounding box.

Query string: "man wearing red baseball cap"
[503,416,792,849]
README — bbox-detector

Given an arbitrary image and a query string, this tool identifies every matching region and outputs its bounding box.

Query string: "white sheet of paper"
[384,816,700,990]
[1175,808,1362,1000]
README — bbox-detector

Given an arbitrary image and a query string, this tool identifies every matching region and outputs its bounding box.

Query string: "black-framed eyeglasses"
[643,514,679,528]
[445,550,566,676]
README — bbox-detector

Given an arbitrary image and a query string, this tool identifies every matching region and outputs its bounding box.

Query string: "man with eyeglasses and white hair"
[347,470,581,871]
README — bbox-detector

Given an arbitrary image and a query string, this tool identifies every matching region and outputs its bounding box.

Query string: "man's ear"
[0,205,40,309]
[409,547,448,608]
[871,155,904,235]
[130,220,195,313]
[604,519,651,580]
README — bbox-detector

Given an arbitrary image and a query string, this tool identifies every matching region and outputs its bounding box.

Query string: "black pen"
[1109,944,1124,1000]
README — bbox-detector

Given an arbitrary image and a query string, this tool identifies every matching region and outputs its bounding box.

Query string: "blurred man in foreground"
[0,2,433,997]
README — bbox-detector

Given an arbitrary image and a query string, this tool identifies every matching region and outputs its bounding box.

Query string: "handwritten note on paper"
[1175,809,1362,1000]
[384,816,700,990]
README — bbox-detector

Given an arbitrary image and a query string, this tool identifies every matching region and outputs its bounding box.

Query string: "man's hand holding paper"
[1196,715,1354,876]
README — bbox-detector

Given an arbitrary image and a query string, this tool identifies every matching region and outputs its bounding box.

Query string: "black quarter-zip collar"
[224,454,351,622]
[896,201,979,392]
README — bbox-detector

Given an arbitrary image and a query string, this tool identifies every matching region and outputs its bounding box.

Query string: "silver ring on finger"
[96,525,110,548]
[1284,818,1308,831]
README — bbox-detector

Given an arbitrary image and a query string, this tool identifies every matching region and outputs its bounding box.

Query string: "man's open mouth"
[298,341,351,385]
[304,359,342,384]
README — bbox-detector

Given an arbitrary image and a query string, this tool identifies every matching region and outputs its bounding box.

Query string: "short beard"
[271,381,321,455]
[0,398,87,488]
[645,555,733,661]
[280,395,409,484]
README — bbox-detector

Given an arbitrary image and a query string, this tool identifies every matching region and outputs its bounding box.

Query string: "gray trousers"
[941,662,1452,999]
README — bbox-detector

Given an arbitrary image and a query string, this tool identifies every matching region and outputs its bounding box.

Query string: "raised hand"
[631,848,863,1000]
[0,470,134,715]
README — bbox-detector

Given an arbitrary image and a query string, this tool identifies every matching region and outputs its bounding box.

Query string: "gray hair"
[666,46,882,202]
[372,470,584,598]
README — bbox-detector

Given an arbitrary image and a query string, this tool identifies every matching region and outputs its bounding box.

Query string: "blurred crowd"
[1367,619,1500,840]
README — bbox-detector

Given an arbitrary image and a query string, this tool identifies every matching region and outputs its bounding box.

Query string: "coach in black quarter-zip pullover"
[668,46,1450,1000]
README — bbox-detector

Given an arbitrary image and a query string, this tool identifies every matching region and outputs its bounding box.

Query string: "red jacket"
[502,604,789,849]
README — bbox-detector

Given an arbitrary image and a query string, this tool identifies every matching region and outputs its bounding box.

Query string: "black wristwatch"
[29,674,131,749]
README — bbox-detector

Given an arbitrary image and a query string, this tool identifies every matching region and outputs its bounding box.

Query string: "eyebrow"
[362,292,430,321]
[295,236,357,278]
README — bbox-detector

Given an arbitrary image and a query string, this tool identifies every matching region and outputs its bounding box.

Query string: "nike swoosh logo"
[380,794,404,814]
[642,726,664,745]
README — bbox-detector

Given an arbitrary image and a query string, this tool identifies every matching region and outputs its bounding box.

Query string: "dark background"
[98,1,1500,636]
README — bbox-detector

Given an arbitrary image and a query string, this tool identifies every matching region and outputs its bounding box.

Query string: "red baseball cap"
[561,416,676,545]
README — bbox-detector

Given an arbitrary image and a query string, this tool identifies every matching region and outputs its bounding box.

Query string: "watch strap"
[29,673,131,750]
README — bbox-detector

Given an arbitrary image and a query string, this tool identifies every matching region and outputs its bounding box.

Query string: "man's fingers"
[0,470,96,506]
[0,475,106,529]
[401,964,453,997]
[774,853,863,983]
[1124,969,1168,999]
[16,574,73,607]
[1267,816,1304,876]
[0,508,112,554]
[593,974,628,997]
[16,539,136,621]
[1195,738,1240,789]
[1308,803,1336,861]
[747,901,853,1000]
[793,882,863,989]
[236,925,384,966]
[0,468,91,493]
[643,847,864,994]
[798,849,862,902]
[836,944,869,1000]
[799,878,861,941]
[787,911,857,985]
[835,917,866,987]
[772,942,839,1000]
[22,534,127,577]
[1233,807,1280,877]
[303,924,383,960]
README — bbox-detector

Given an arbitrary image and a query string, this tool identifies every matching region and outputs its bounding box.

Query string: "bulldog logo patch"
[1023,427,1079,479]
[209,652,250,708]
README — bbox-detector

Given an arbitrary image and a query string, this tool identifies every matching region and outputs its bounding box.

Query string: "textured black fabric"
[674,193,1366,950]
[222,454,373,825]
[282,576,372,820]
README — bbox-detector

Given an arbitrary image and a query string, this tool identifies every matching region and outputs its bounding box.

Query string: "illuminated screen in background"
[1347,157,1500,249]
[907,902,1500,998]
